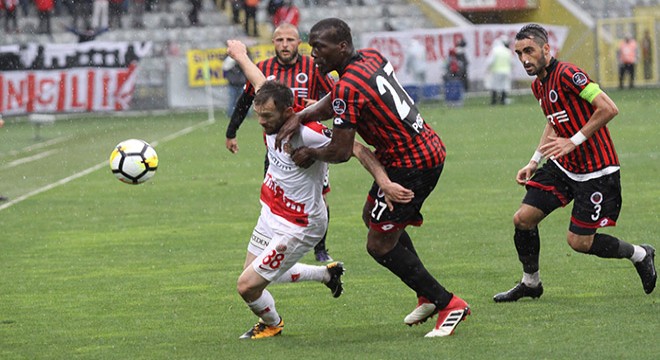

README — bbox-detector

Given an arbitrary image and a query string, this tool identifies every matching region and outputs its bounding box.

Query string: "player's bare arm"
[292,126,355,169]
[352,142,414,210]
[539,92,619,160]
[276,94,334,150]
[226,40,267,92]
[517,123,555,185]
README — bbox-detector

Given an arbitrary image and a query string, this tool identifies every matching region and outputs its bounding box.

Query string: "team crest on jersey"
[296,73,309,83]
[332,99,347,115]
[590,192,603,205]
[572,72,588,86]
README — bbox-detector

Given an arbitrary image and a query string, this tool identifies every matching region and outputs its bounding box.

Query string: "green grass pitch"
[0,88,658,359]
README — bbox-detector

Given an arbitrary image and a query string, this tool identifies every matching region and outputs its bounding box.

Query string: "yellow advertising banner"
[187,44,313,87]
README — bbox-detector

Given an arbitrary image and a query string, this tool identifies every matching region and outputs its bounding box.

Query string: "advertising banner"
[186,43,314,87]
[0,41,152,115]
[361,23,568,86]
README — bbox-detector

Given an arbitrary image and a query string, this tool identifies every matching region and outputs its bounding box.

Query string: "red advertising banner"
[0,42,151,116]
[441,0,538,12]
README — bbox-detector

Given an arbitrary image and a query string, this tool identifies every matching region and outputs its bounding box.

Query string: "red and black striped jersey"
[532,59,619,174]
[244,54,334,107]
[331,49,445,169]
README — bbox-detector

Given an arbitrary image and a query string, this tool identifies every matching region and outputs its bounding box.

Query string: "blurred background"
[0,0,658,116]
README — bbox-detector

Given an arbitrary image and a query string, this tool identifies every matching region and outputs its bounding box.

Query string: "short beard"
[276,49,299,64]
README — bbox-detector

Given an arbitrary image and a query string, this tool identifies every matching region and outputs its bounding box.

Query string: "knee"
[513,210,537,230]
[237,275,258,301]
[366,230,398,258]
[566,233,592,253]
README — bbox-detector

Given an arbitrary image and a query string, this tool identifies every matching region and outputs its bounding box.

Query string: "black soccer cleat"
[634,244,656,294]
[324,261,344,298]
[493,282,544,302]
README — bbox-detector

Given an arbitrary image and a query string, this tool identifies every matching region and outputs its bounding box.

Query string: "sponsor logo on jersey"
[250,232,271,249]
[266,75,276,81]
[291,87,309,99]
[381,224,395,231]
[549,89,558,103]
[572,72,588,86]
[332,98,347,115]
[333,117,344,126]
[546,110,569,125]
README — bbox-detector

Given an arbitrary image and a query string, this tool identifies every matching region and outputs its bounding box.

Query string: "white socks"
[272,263,329,284]
[630,245,647,263]
[522,271,541,287]
[246,290,280,326]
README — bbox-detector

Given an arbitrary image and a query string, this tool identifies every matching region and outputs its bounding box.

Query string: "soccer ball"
[109,139,158,184]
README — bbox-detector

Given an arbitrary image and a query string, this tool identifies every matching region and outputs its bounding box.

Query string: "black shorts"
[367,165,443,233]
[523,161,622,235]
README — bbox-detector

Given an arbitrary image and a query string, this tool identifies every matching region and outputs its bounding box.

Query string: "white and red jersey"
[259,121,331,227]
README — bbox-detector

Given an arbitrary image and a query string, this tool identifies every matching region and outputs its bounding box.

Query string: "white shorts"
[248,207,327,282]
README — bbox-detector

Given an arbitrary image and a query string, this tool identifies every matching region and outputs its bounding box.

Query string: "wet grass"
[0,88,658,359]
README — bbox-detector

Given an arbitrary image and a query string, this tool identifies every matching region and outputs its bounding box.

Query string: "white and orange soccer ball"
[109,139,158,184]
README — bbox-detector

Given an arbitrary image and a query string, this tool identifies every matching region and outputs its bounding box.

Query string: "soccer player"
[493,24,656,303]
[227,39,415,339]
[274,18,470,338]
[225,23,336,263]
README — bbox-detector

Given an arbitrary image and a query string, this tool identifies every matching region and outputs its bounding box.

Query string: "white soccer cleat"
[404,296,438,326]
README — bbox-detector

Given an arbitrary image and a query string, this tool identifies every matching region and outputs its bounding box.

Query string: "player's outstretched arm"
[226,40,266,92]
[276,94,334,150]
[352,142,414,210]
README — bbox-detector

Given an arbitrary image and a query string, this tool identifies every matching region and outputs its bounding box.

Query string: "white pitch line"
[0,149,59,170]
[1,135,73,157]
[0,118,215,212]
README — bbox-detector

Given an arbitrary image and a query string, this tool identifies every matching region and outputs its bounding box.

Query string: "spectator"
[18,0,28,16]
[641,29,652,81]
[244,0,258,37]
[617,34,637,89]
[69,0,92,30]
[35,0,55,35]
[228,0,241,24]
[272,0,298,28]
[486,35,514,105]
[266,0,282,20]
[453,37,469,91]
[3,0,19,33]
[222,56,247,118]
[443,48,465,85]
[91,0,108,29]
[108,0,122,28]
[404,38,426,103]
[188,0,202,26]
[131,0,144,28]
